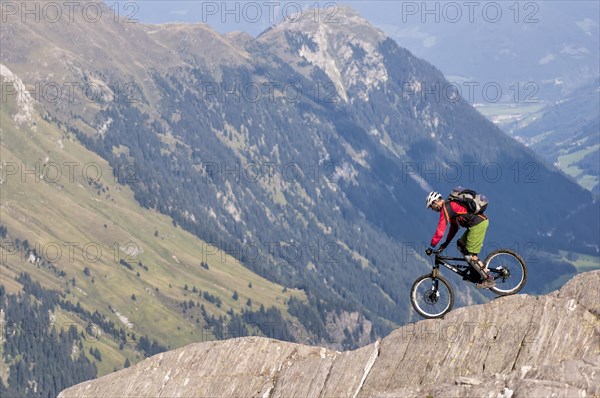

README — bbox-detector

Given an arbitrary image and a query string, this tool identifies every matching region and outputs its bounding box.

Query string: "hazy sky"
[108,1,385,34]
[107,1,597,35]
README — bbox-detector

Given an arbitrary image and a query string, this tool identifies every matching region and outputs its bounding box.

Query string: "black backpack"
[448,187,489,215]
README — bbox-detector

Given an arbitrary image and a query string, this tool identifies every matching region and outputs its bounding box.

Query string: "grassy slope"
[0,90,305,375]
[558,144,600,190]
[559,250,600,273]
[501,82,600,193]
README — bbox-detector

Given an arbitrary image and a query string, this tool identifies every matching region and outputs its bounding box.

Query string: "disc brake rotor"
[424,290,439,304]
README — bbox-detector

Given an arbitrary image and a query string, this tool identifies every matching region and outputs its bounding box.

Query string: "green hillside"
[0,77,305,376]
[508,79,600,193]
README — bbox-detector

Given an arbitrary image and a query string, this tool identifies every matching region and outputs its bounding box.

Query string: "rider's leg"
[458,231,483,278]
[462,220,490,280]
[465,253,487,280]
[457,234,468,255]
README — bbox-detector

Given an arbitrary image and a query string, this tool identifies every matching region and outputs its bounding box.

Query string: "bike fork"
[431,267,440,295]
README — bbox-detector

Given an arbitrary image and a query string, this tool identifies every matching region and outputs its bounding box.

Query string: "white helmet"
[425,191,443,208]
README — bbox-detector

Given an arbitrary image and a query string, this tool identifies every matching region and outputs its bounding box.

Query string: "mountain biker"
[424,191,496,288]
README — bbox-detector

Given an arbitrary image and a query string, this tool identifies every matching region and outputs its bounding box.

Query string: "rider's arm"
[444,221,459,244]
[442,201,465,246]
[430,210,447,247]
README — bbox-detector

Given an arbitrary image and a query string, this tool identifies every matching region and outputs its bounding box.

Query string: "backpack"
[448,187,488,215]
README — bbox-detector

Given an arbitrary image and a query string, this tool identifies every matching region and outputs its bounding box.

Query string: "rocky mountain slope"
[59,270,599,397]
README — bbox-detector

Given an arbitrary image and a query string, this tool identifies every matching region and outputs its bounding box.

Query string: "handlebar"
[426,247,445,256]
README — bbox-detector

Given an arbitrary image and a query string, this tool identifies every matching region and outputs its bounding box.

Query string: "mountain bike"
[410,248,527,319]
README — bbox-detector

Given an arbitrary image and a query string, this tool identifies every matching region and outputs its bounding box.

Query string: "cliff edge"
[59,271,600,397]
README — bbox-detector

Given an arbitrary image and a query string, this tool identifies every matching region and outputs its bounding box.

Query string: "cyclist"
[424,191,495,288]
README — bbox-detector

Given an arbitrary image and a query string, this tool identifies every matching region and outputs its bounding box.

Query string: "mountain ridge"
[58,270,600,397]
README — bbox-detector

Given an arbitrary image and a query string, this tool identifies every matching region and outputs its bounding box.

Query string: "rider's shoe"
[476,275,496,289]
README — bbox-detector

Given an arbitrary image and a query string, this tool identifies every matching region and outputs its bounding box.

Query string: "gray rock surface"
[60,271,600,397]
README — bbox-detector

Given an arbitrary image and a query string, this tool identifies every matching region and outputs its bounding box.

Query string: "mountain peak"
[258,6,389,102]
[262,5,385,40]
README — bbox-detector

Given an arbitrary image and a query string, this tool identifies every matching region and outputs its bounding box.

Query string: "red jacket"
[430,201,487,247]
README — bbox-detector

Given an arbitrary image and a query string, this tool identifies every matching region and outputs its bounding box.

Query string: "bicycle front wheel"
[485,249,527,296]
[410,274,454,319]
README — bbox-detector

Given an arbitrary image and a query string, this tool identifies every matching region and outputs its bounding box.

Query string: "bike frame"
[432,254,481,283]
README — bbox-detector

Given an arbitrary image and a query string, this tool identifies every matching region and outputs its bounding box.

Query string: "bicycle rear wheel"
[410,274,454,319]
[485,249,527,296]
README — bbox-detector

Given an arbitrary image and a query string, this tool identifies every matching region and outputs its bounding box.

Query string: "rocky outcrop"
[59,271,599,397]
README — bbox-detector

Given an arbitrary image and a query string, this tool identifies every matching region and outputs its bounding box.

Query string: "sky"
[108,1,347,34]
[106,1,598,34]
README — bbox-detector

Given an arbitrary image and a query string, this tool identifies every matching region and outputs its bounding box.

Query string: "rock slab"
[60,271,600,397]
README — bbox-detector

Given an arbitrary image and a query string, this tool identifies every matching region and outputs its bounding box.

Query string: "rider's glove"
[425,247,434,256]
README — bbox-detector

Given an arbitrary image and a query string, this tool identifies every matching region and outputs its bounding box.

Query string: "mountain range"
[375,1,600,103]
[508,78,599,194]
[1,3,598,389]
